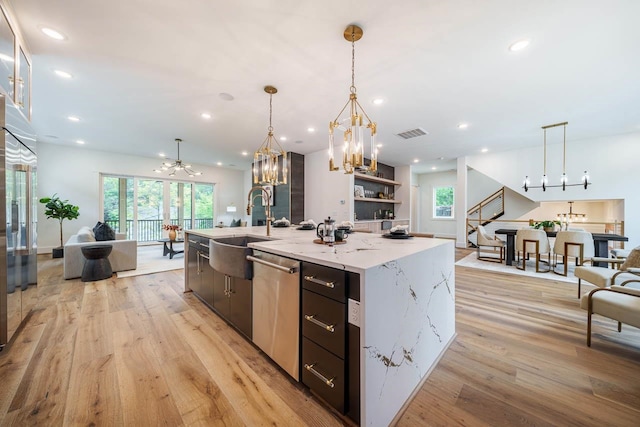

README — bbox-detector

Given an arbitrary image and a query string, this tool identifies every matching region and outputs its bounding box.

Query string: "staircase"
[467,187,505,247]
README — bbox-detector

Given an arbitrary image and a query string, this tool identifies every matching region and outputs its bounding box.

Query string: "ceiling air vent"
[395,127,428,140]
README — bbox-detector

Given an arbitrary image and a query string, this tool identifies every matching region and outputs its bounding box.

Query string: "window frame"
[433,185,455,219]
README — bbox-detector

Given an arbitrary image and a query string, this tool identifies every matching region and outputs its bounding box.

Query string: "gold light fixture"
[154,138,202,177]
[523,121,590,192]
[253,85,287,185]
[556,201,587,229]
[329,24,377,174]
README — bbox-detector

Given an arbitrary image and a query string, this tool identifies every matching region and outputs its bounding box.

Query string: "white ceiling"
[8,0,640,174]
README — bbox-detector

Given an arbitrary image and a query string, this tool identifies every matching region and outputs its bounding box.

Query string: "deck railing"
[104,218,214,242]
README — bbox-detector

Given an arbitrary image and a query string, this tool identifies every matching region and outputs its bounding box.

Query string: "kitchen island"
[185,226,455,426]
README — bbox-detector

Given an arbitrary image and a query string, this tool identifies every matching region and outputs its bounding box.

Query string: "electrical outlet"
[348,298,361,327]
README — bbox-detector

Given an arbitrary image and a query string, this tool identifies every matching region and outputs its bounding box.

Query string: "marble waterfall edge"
[361,242,455,426]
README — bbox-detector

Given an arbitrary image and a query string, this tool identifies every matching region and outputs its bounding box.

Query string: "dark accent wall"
[252,152,304,225]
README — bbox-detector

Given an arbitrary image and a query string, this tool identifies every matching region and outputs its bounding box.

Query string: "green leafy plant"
[533,220,561,230]
[39,194,80,248]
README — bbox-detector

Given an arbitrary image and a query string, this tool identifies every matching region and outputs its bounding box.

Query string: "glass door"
[102,175,214,242]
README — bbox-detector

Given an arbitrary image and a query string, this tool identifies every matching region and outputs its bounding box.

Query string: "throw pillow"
[93,221,116,241]
[76,228,96,243]
[620,247,640,271]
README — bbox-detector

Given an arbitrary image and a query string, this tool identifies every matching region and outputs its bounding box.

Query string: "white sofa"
[64,226,137,279]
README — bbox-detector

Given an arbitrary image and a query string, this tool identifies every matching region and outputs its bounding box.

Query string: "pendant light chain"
[350,30,356,94]
[268,91,274,133]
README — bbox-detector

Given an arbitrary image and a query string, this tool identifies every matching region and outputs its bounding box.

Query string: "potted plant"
[163,224,182,241]
[39,194,80,258]
[533,220,561,232]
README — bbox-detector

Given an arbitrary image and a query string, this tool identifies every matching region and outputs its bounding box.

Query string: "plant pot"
[52,247,64,258]
[543,227,554,232]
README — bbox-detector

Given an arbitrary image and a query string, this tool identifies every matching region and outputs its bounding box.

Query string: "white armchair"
[516,228,551,272]
[553,230,594,276]
[580,283,640,347]
[476,225,505,263]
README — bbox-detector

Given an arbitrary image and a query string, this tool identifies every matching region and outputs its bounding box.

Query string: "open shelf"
[354,197,402,204]
[354,172,401,186]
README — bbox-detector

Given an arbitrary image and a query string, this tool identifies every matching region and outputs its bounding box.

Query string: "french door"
[101,174,214,242]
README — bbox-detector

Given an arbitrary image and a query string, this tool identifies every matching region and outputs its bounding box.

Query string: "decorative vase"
[169,230,177,241]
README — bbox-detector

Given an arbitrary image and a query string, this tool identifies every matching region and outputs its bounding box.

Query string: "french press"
[316,216,336,244]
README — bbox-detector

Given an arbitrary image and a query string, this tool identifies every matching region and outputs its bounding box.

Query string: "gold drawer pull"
[304,275,335,289]
[304,363,335,388]
[304,314,335,333]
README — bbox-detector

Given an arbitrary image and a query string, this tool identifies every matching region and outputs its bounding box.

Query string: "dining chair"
[552,230,594,276]
[516,228,551,272]
[476,225,505,263]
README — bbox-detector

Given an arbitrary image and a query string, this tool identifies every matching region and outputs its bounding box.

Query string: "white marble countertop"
[186,226,450,274]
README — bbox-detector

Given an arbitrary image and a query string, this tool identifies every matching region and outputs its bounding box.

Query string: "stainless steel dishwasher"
[247,250,300,380]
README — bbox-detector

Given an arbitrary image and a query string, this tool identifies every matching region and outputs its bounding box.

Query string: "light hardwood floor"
[1,249,639,426]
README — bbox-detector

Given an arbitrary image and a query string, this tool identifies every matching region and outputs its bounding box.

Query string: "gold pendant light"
[253,85,287,186]
[329,24,378,174]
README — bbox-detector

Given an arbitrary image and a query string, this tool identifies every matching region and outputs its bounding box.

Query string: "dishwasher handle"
[246,255,298,274]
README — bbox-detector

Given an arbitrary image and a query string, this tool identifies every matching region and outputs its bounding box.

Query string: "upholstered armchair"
[580,282,640,346]
[574,247,640,298]
[553,230,595,276]
[476,225,505,263]
[516,228,551,272]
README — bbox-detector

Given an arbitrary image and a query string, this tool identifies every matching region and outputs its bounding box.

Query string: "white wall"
[467,131,640,247]
[304,149,352,223]
[417,170,457,238]
[37,143,247,252]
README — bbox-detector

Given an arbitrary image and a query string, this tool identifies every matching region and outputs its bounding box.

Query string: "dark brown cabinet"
[301,262,360,422]
[187,235,214,307]
[212,269,252,339]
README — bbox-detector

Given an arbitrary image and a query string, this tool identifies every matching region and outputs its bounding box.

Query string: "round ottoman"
[81,244,113,282]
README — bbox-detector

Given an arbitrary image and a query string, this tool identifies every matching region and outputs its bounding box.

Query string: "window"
[433,186,454,219]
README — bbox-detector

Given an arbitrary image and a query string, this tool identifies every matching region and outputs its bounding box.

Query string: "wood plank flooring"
[1,249,639,426]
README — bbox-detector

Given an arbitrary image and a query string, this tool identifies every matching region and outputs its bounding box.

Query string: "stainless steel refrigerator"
[0,93,37,349]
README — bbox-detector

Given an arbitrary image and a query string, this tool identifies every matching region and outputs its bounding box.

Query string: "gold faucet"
[246,186,273,236]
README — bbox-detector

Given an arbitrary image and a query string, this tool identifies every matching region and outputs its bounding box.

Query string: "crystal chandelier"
[253,85,287,185]
[523,121,590,191]
[154,138,202,177]
[329,24,377,174]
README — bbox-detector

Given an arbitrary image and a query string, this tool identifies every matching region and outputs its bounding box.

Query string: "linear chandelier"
[154,138,202,177]
[328,24,377,174]
[253,85,287,186]
[523,121,590,192]
[557,201,587,227]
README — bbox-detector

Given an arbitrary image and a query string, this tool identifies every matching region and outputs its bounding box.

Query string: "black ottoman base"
[81,245,113,282]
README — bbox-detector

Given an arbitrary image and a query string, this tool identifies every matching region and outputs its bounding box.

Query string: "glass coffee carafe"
[316,216,336,244]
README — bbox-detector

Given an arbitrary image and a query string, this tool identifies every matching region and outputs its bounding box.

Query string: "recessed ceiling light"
[458,123,469,129]
[509,38,530,52]
[216,161,222,166]
[307,127,315,133]
[218,93,234,101]
[201,112,211,119]
[0,53,14,62]
[76,140,85,145]
[372,98,384,105]
[241,151,248,156]
[413,159,419,163]
[481,148,489,153]
[431,166,437,170]
[159,152,166,157]
[40,27,66,40]
[54,69,73,79]
[438,156,445,160]
[67,116,80,122]
[280,136,287,141]
[376,143,383,148]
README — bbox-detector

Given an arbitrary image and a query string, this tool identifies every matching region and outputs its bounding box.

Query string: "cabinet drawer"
[302,290,345,358]
[302,262,346,303]
[301,337,345,414]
